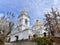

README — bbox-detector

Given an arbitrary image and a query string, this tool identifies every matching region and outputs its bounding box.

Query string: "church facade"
[9,9,48,42]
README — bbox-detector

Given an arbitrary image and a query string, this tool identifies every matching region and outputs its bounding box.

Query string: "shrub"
[32,37,50,45]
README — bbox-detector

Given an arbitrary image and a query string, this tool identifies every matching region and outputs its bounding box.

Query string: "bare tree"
[0,12,15,45]
[44,8,60,36]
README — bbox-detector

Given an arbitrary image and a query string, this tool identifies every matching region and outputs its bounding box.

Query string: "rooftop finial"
[18,8,30,18]
[23,8,27,12]
[36,20,39,22]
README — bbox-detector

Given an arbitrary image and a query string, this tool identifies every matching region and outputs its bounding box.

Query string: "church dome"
[32,20,43,27]
[21,9,28,15]
[18,9,30,18]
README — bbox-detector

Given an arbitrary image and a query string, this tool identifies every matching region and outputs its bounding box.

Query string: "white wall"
[18,29,32,40]
[10,36,16,42]
[18,15,30,31]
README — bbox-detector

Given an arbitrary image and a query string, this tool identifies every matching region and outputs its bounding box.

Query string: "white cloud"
[54,0,58,5]
[0,13,4,18]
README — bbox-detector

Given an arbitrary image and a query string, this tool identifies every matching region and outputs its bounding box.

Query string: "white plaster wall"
[18,30,29,40]
[17,29,34,40]
[18,15,30,26]
[32,25,48,37]
[10,36,16,42]
[18,15,30,31]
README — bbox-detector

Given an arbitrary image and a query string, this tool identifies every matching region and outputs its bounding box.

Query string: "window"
[15,36,18,42]
[25,19,28,25]
[44,32,46,37]
[20,19,22,22]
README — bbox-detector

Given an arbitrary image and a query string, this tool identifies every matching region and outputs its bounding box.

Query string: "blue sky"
[0,0,60,26]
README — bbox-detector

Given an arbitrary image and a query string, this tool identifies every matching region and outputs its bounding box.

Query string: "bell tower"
[18,9,30,31]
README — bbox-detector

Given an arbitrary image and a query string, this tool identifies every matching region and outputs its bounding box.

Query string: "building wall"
[10,36,16,42]
[10,29,34,42]
[18,15,30,31]
[18,30,29,40]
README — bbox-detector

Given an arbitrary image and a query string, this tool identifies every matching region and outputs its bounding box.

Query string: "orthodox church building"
[9,9,48,42]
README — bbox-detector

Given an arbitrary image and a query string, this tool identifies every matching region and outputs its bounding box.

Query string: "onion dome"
[18,8,30,18]
[32,20,43,27]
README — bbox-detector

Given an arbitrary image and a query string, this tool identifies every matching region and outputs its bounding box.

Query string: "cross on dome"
[18,8,30,18]
[33,20,43,27]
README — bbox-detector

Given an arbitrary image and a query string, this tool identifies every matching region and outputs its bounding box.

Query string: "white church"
[9,9,48,42]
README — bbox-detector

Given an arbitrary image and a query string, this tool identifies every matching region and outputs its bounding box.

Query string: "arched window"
[20,19,22,22]
[33,34,37,38]
[29,35,30,40]
[15,36,18,42]
[44,32,46,37]
[25,19,28,25]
